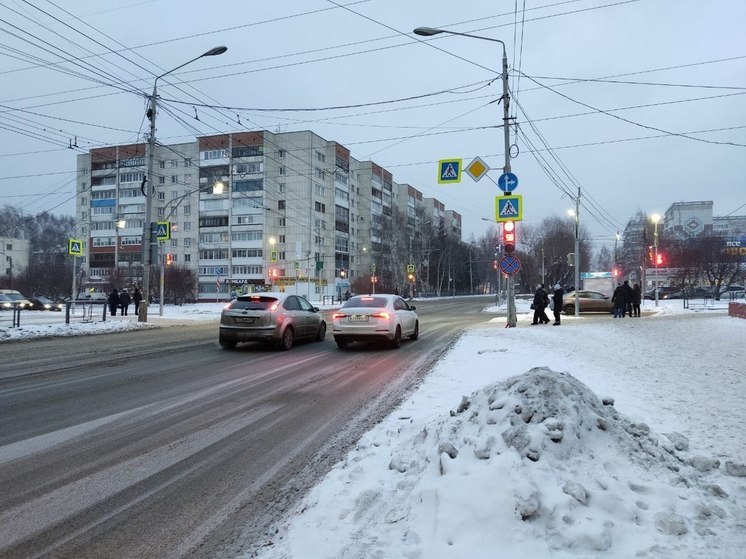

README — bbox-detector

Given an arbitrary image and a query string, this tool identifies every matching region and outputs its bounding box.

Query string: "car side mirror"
[312,307,320,312]
[409,305,416,310]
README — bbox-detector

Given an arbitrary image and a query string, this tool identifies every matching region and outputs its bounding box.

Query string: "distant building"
[0,236,30,280]
[76,129,462,301]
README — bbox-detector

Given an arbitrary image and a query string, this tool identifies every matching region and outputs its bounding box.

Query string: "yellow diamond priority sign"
[465,156,490,182]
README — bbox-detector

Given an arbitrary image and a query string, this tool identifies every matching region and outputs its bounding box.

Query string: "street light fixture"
[139,45,227,323]
[651,213,661,307]
[414,26,516,326]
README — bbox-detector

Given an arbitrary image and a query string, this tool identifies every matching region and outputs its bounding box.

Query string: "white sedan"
[332,294,419,349]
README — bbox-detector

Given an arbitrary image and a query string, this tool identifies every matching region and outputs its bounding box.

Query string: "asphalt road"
[0,296,497,559]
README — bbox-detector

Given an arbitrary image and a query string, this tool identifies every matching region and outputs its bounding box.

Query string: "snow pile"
[261,367,743,559]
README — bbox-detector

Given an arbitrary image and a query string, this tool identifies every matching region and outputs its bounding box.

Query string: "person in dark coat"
[622,280,634,317]
[108,288,120,317]
[611,283,627,318]
[133,287,142,315]
[631,283,642,317]
[119,289,131,316]
[532,284,550,325]
[552,283,563,325]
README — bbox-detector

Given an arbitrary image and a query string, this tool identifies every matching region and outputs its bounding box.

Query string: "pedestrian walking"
[531,284,551,325]
[119,289,131,316]
[632,282,642,317]
[552,283,563,325]
[133,287,142,315]
[611,283,627,318]
[108,288,120,317]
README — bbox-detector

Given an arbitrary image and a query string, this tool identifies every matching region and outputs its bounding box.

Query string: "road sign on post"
[437,159,462,184]
[497,172,518,193]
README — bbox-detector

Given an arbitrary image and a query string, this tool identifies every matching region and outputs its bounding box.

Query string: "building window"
[184,205,191,216]
[170,159,178,168]
[184,158,192,167]
[171,239,178,247]
[315,201,326,213]
[184,222,191,230]
[158,207,165,217]
[159,176,165,184]
[278,149,285,158]
[184,238,191,247]
[158,191,165,201]
[316,151,326,162]
[278,200,285,210]
[171,175,178,184]
[184,254,191,262]
[279,165,286,175]
[279,182,285,193]
[171,190,179,199]
[159,160,165,169]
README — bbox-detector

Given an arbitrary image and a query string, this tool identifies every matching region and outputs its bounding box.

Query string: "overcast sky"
[1,0,744,249]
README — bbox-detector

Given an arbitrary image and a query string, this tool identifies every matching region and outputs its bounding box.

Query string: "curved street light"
[414,26,517,326]
[139,46,227,322]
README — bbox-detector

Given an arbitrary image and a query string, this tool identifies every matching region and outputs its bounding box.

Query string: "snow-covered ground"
[2,298,745,558]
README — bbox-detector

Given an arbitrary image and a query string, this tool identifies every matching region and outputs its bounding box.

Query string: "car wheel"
[390,326,402,349]
[219,338,237,349]
[563,304,574,315]
[316,321,327,342]
[279,327,294,350]
[335,338,348,349]
[410,321,419,340]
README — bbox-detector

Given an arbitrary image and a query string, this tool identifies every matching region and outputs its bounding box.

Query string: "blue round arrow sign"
[497,172,518,193]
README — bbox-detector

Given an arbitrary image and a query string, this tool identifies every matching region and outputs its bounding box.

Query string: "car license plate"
[349,315,369,322]
[236,317,255,324]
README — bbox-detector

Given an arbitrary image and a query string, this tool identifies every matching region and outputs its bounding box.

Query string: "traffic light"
[166,253,174,266]
[656,253,664,266]
[407,272,415,282]
[268,268,279,278]
[492,260,498,270]
[503,221,516,253]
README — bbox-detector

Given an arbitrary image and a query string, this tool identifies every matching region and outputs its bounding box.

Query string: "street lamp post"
[269,236,276,291]
[139,45,227,323]
[567,195,580,317]
[651,213,661,307]
[414,26,515,326]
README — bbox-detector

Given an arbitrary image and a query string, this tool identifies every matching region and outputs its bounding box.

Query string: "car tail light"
[371,311,390,320]
[332,312,347,319]
[270,302,279,311]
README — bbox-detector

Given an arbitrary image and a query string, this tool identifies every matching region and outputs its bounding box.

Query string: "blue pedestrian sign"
[437,159,462,184]
[497,172,518,193]
[495,194,523,222]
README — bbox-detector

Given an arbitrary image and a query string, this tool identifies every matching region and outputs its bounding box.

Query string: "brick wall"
[728,302,746,319]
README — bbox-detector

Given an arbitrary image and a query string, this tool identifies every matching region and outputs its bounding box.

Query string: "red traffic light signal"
[503,221,516,253]
[656,253,664,266]
[166,253,174,265]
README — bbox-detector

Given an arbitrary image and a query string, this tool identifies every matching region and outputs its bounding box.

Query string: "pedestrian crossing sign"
[156,221,171,241]
[437,159,462,184]
[495,195,523,222]
[68,238,83,256]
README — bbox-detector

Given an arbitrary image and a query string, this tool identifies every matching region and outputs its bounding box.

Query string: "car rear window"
[343,296,387,308]
[229,296,279,310]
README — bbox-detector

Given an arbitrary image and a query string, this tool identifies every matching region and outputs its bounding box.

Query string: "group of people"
[532,283,563,326]
[108,287,143,316]
[612,280,642,318]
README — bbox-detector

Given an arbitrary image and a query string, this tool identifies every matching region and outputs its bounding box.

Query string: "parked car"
[28,295,64,311]
[644,286,679,300]
[332,294,419,349]
[218,292,326,350]
[719,286,746,300]
[561,290,614,315]
[0,289,32,309]
[683,287,715,299]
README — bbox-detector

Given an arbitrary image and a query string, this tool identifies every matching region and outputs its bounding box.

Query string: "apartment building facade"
[75,129,463,301]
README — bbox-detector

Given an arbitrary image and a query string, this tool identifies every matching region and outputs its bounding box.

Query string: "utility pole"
[573,187,580,317]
